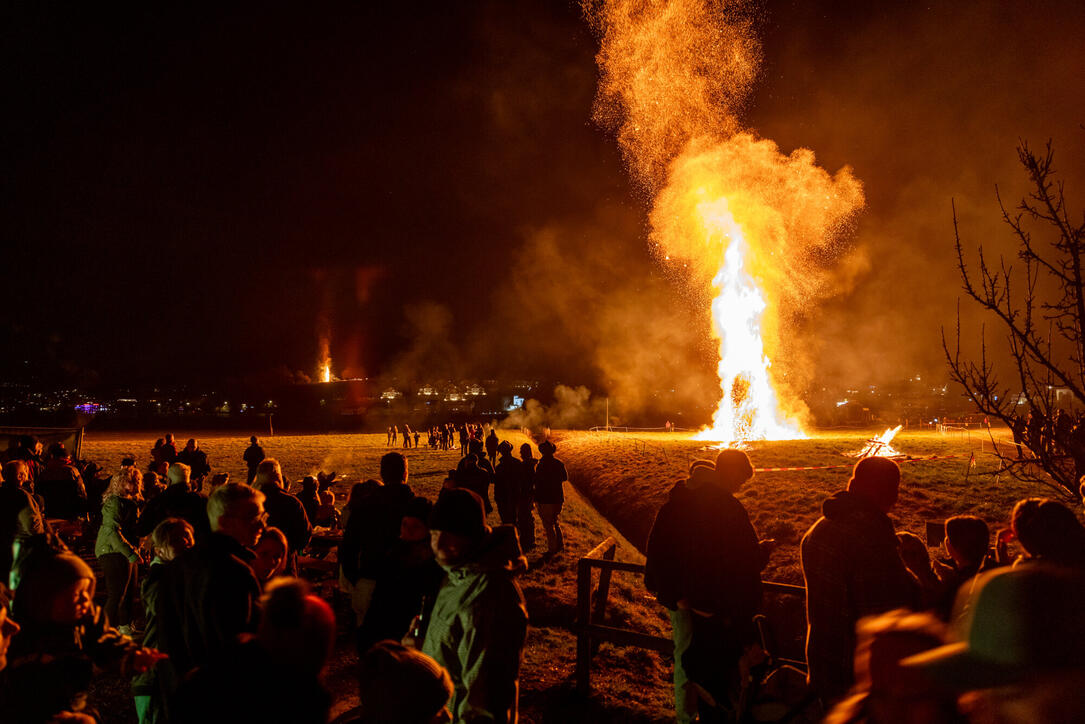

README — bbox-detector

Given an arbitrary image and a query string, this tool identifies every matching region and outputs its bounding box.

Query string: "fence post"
[576,557,593,694]
[591,542,617,644]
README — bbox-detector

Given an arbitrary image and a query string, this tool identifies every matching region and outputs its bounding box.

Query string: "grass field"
[554,427,1041,585]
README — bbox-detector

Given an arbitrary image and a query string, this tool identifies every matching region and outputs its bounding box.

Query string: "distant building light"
[836,399,849,407]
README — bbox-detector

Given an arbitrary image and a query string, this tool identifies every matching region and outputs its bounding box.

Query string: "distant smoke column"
[585,0,865,445]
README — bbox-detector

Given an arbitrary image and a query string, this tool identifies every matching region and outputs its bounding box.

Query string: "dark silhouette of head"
[257,578,336,677]
[358,641,453,724]
[381,452,408,485]
[250,435,258,444]
[520,443,534,460]
[429,488,489,567]
[945,515,990,566]
[847,457,901,513]
[714,449,754,493]
[1011,498,1085,567]
[539,440,556,456]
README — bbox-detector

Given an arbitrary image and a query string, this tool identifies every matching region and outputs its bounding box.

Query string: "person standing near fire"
[645,450,771,724]
[242,436,265,485]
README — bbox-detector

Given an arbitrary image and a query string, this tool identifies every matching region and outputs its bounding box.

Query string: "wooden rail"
[575,537,808,694]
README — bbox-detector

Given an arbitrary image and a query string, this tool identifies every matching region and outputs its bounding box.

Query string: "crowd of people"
[0,428,559,723]
[645,449,1085,723]
[3,425,1085,723]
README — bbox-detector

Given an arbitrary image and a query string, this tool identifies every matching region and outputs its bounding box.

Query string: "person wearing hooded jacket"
[416,488,528,724]
[645,450,771,724]
[800,456,920,707]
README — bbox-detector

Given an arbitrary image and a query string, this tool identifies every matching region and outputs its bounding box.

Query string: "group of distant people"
[1010,408,1085,479]
[645,449,1085,723]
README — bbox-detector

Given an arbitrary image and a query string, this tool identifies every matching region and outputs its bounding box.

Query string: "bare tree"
[944,141,1085,500]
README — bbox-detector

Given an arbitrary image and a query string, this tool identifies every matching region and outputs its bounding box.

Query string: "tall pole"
[606,398,609,431]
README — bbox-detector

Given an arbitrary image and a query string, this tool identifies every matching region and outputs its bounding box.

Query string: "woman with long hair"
[94,465,144,635]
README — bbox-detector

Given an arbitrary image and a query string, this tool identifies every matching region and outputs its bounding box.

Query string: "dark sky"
[4,2,1084,401]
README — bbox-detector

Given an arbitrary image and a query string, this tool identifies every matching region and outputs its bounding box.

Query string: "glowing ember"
[587,0,864,447]
[854,425,904,458]
[320,361,332,384]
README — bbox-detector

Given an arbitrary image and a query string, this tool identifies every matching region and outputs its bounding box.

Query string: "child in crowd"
[133,518,195,724]
[5,538,165,723]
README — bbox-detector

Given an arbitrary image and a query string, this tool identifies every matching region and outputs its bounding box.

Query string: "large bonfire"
[586,0,865,446]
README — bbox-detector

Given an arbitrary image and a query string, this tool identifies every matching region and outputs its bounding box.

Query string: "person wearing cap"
[901,564,1085,722]
[417,488,528,724]
[5,540,164,723]
[493,441,523,526]
[800,457,920,706]
[356,641,453,724]
[533,440,568,557]
[645,450,772,723]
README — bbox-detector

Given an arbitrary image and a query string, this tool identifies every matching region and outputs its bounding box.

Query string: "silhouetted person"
[356,496,443,653]
[175,578,335,724]
[485,429,499,466]
[801,457,920,706]
[176,439,210,486]
[136,462,210,541]
[297,476,321,528]
[516,443,537,552]
[493,441,522,526]
[355,641,453,724]
[161,434,178,464]
[339,453,414,627]
[254,459,312,575]
[418,488,528,724]
[243,436,265,485]
[533,440,567,557]
[1007,497,1085,569]
[37,443,87,521]
[453,454,493,514]
[930,515,995,619]
[645,452,771,723]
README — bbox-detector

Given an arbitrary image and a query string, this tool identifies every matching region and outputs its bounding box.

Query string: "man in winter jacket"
[419,488,528,724]
[253,458,311,575]
[533,440,567,556]
[800,456,920,706]
[136,463,210,541]
[492,442,522,526]
[645,450,770,724]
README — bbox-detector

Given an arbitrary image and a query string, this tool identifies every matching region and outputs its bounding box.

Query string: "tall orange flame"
[587,0,864,446]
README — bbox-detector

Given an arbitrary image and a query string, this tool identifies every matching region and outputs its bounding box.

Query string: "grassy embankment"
[81,430,674,723]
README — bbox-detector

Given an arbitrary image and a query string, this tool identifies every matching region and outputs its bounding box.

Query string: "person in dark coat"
[356,496,443,654]
[160,435,179,464]
[516,443,537,552]
[136,462,210,541]
[800,456,920,706]
[36,443,87,521]
[297,475,321,526]
[492,441,522,526]
[173,578,335,724]
[533,440,567,556]
[176,439,210,487]
[453,454,493,514]
[254,459,312,575]
[242,436,265,485]
[339,453,414,627]
[645,451,771,724]
[485,429,500,466]
[159,483,264,689]
[133,518,195,724]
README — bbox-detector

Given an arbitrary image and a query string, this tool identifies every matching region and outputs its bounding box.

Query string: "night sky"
[4,2,1084,402]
